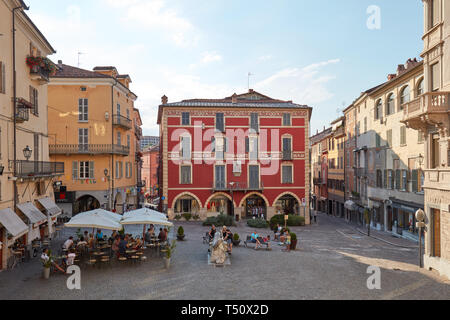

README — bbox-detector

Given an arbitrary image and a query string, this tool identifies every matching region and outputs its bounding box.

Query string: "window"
[78,128,88,151]
[127,135,130,148]
[216,113,224,132]
[400,86,410,107]
[283,113,291,126]
[364,117,367,133]
[356,122,360,136]
[386,130,392,147]
[79,161,94,179]
[250,113,259,133]
[386,94,395,115]
[181,136,191,160]
[375,99,382,120]
[78,98,88,121]
[376,170,383,188]
[431,63,440,92]
[30,86,38,115]
[126,109,130,119]
[400,126,407,146]
[395,169,401,190]
[402,170,407,191]
[115,161,123,179]
[282,137,292,160]
[249,137,258,160]
[249,165,260,189]
[182,112,190,125]
[117,103,121,115]
[0,61,6,94]
[418,131,425,143]
[376,133,381,148]
[430,0,439,29]
[417,78,424,96]
[215,165,225,189]
[216,137,226,160]
[117,132,121,146]
[388,170,394,189]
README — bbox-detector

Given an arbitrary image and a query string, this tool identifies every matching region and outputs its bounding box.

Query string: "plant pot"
[232,240,240,247]
[290,240,297,251]
[177,234,185,240]
[164,257,171,269]
[43,267,51,279]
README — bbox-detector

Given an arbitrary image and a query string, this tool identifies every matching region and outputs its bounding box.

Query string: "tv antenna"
[247,72,254,91]
[77,52,85,67]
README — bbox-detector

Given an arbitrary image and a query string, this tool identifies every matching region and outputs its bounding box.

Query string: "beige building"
[402,0,450,279]
[0,0,63,271]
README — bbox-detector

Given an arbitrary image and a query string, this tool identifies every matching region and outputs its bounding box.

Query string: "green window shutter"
[412,170,418,192]
[72,161,78,179]
[245,137,249,153]
[383,170,387,188]
[89,161,94,178]
[395,169,401,189]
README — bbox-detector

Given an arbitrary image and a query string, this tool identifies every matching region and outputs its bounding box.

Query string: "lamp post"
[415,209,425,268]
[229,182,235,221]
[104,169,111,210]
[23,145,32,161]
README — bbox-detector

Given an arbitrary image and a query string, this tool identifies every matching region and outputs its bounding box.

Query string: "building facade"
[402,0,450,279]
[141,136,159,149]
[328,117,346,218]
[48,63,141,216]
[0,0,63,271]
[158,90,312,222]
[142,145,159,200]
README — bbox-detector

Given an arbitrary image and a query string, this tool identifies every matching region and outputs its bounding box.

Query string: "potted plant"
[41,250,53,279]
[183,213,192,221]
[174,214,182,221]
[177,226,185,241]
[164,240,176,269]
[290,233,298,251]
[232,233,240,247]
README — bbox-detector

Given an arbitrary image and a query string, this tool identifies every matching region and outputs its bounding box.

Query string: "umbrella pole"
[143,224,146,249]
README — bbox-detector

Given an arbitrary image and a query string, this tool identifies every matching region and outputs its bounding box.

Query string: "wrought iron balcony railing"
[212,181,264,192]
[30,64,50,82]
[49,144,130,156]
[10,160,64,178]
[15,106,30,123]
[113,115,132,130]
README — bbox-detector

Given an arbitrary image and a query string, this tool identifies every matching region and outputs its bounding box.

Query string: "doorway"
[432,209,441,257]
[245,195,266,218]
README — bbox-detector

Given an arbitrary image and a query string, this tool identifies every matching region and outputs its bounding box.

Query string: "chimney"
[161,95,168,105]
[387,74,397,81]
[58,60,62,65]
[397,64,405,75]
[231,93,238,104]
[249,89,254,93]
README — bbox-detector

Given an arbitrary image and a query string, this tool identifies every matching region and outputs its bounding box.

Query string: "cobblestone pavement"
[0,212,449,300]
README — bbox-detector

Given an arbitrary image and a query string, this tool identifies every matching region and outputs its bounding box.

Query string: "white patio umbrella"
[65,209,123,231]
[122,208,167,221]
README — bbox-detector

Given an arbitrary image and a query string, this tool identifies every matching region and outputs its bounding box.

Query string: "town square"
[0,0,449,305]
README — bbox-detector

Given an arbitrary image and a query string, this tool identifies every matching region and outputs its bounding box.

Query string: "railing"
[282,151,293,161]
[112,115,132,129]
[15,106,30,123]
[49,144,130,156]
[212,181,264,192]
[403,92,450,121]
[10,160,64,178]
[30,65,50,82]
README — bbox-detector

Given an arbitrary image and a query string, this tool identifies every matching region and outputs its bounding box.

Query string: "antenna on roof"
[77,52,85,67]
[248,72,254,91]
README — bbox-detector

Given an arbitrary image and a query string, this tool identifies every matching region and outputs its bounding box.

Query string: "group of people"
[274,224,293,252]
[144,225,169,244]
[208,225,234,254]
[249,232,271,250]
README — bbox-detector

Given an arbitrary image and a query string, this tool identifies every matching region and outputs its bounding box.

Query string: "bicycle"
[7,248,21,270]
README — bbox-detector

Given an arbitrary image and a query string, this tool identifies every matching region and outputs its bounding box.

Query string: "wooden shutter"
[411,170,418,192]
[251,113,259,132]
[400,126,406,145]
[89,161,94,178]
[383,170,387,188]
[395,169,401,189]
[72,161,78,180]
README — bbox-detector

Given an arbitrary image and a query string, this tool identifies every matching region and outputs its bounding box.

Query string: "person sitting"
[144,228,152,245]
[250,232,261,250]
[118,235,128,257]
[109,231,118,244]
[88,234,95,249]
[133,238,143,250]
[62,236,74,250]
[208,225,216,242]
[274,224,282,240]
[112,236,120,258]
[77,236,88,247]
[158,228,167,242]
[279,229,289,244]
[96,229,104,241]
[282,232,291,252]
[66,248,76,268]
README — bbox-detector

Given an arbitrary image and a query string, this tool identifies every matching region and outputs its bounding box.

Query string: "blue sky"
[26,0,423,136]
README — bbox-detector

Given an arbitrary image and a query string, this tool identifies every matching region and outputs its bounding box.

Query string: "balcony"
[15,105,30,123]
[49,144,130,156]
[30,64,50,82]
[113,115,132,130]
[402,92,450,130]
[212,181,264,193]
[10,160,64,178]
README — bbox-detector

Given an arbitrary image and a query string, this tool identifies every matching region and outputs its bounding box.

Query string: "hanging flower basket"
[26,56,57,76]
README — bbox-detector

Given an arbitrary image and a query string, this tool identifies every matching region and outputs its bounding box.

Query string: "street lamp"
[104,169,111,210]
[23,145,32,161]
[229,182,235,221]
[415,209,425,268]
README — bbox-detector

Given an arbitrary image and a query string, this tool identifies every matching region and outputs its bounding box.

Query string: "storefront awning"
[344,200,358,211]
[37,197,62,217]
[0,208,28,238]
[391,202,422,214]
[16,202,47,225]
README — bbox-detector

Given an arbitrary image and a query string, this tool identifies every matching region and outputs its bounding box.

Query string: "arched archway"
[114,192,124,214]
[73,195,100,215]
[239,192,270,218]
[205,192,237,216]
[273,192,301,215]
[172,192,202,215]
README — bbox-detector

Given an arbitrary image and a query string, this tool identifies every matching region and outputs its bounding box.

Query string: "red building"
[142,145,159,199]
[157,90,312,222]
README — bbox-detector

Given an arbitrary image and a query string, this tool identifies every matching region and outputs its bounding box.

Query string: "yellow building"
[48,63,142,216]
[1,0,63,271]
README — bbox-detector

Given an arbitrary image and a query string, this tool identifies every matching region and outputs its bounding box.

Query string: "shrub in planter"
[290,233,298,250]
[232,233,240,246]
[288,215,305,227]
[202,214,235,227]
[192,214,200,221]
[177,226,185,241]
[183,213,192,221]
[174,214,182,221]
[247,218,269,228]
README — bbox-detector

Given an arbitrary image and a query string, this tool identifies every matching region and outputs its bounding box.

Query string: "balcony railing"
[30,64,50,82]
[113,115,132,130]
[15,106,30,123]
[212,181,264,192]
[10,160,64,178]
[49,144,130,156]
[403,92,450,122]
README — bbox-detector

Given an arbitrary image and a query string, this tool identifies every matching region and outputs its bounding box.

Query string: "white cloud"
[103,0,198,47]
[254,59,340,105]
[257,55,273,62]
[201,51,223,64]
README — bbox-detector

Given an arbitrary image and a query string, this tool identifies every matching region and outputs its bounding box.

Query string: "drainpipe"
[111,79,117,210]
[12,2,29,211]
